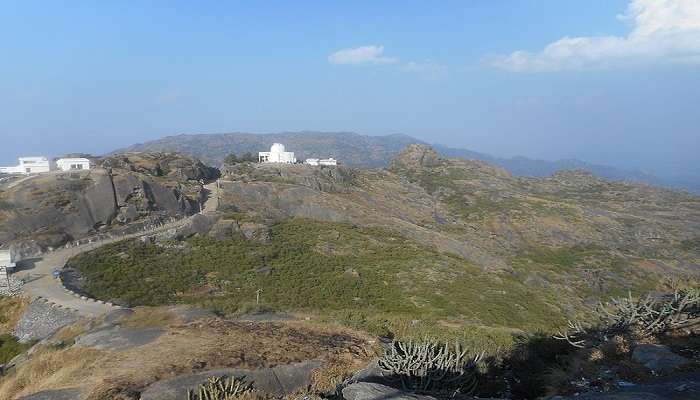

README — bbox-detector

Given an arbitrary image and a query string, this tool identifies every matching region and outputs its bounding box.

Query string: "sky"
[1,0,699,181]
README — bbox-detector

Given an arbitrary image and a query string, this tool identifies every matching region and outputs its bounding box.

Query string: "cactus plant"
[555,289,700,348]
[377,339,482,394]
[187,376,253,400]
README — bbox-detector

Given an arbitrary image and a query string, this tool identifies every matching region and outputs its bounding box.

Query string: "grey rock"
[156,214,215,241]
[14,299,79,343]
[17,388,82,400]
[101,308,135,325]
[75,326,163,351]
[348,359,386,384]
[140,360,323,399]
[632,344,691,374]
[342,382,437,400]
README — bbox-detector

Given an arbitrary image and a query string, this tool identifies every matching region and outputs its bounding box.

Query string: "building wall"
[258,151,296,164]
[56,158,91,171]
[0,250,14,269]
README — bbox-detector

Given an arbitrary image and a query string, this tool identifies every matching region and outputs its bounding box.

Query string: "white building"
[258,143,296,164]
[0,249,15,271]
[305,158,338,166]
[0,157,51,175]
[56,157,91,171]
[0,249,14,289]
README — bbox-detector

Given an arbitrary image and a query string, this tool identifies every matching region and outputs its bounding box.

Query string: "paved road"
[14,179,219,317]
[202,181,219,214]
[15,218,190,317]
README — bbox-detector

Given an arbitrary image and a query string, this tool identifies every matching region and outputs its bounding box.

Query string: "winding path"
[14,185,217,318]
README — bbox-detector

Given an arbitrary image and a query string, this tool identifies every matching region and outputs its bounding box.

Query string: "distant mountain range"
[115,131,699,194]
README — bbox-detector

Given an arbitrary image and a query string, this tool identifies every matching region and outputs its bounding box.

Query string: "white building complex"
[0,157,51,175]
[305,158,338,166]
[56,157,91,171]
[0,157,91,175]
[258,143,296,164]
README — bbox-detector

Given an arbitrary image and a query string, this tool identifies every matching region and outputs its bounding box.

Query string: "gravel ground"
[13,299,78,343]
[0,275,23,296]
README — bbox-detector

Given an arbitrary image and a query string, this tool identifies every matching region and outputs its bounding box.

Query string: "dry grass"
[52,320,91,344]
[119,307,182,328]
[0,296,28,335]
[0,346,104,400]
[0,314,376,399]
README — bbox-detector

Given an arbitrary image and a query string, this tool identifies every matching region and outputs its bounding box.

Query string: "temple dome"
[270,143,286,153]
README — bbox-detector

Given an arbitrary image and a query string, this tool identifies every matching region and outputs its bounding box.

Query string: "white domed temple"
[258,143,296,164]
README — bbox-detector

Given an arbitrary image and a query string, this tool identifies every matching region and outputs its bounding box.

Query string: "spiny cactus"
[187,376,253,400]
[377,339,482,394]
[555,289,700,348]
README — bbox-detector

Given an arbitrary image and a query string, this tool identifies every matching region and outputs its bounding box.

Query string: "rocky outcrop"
[389,144,442,171]
[632,344,691,375]
[101,152,219,182]
[140,360,324,399]
[0,153,217,253]
[342,382,437,400]
[221,162,356,193]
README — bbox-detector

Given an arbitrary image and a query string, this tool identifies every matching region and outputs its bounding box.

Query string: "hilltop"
[115,131,697,192]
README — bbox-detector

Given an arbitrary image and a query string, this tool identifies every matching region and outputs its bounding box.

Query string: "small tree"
[224,154,239,165]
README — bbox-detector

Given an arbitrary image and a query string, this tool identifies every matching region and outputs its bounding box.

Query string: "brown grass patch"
[0,346,104,400]
[119,307,182,328]
[52,320,90,344]
[0,296,29,335]
[0,317,376,399]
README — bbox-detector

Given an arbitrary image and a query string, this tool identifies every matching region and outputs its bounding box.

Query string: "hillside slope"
[68,145,700,340]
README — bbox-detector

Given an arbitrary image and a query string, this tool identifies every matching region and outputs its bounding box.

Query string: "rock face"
[75,326,164,352]
[632,344,691,374]
[101,152,219,182]
[221,162,356,194]
[389,144,442,171]
[0,152,216,254]
[13,299,79,343]
[342,382,437,400]
[17,388,82,400]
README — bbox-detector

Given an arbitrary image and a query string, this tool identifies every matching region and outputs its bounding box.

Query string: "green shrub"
[0,335,32,364]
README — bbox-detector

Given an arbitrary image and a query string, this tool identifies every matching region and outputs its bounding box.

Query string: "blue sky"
[1,0,698,180]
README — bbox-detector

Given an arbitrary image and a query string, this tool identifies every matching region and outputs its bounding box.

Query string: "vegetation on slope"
[69,218,662,346]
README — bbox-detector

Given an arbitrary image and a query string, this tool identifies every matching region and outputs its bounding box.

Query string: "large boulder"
[632,344,691,374]
[342,382,437,400]
[140,360,323,399]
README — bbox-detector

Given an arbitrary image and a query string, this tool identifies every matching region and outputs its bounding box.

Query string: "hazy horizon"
[1,0,699,182]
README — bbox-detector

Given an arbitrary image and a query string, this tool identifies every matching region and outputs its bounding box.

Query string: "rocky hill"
[3,145,700,400]
[115,131,698,192]
[68,145,700,339]
[0,152,218,257]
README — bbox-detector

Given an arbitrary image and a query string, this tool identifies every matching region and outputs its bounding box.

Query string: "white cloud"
[328,45,398,65]
[491,0,700,72]
[402,61,449,80]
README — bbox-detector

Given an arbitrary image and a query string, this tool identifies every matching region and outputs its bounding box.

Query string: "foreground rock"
[17,388,82,400]
[632,344,691,374]
[74,326,164,351]
[140,360,323,399]
[342,383,437,400]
